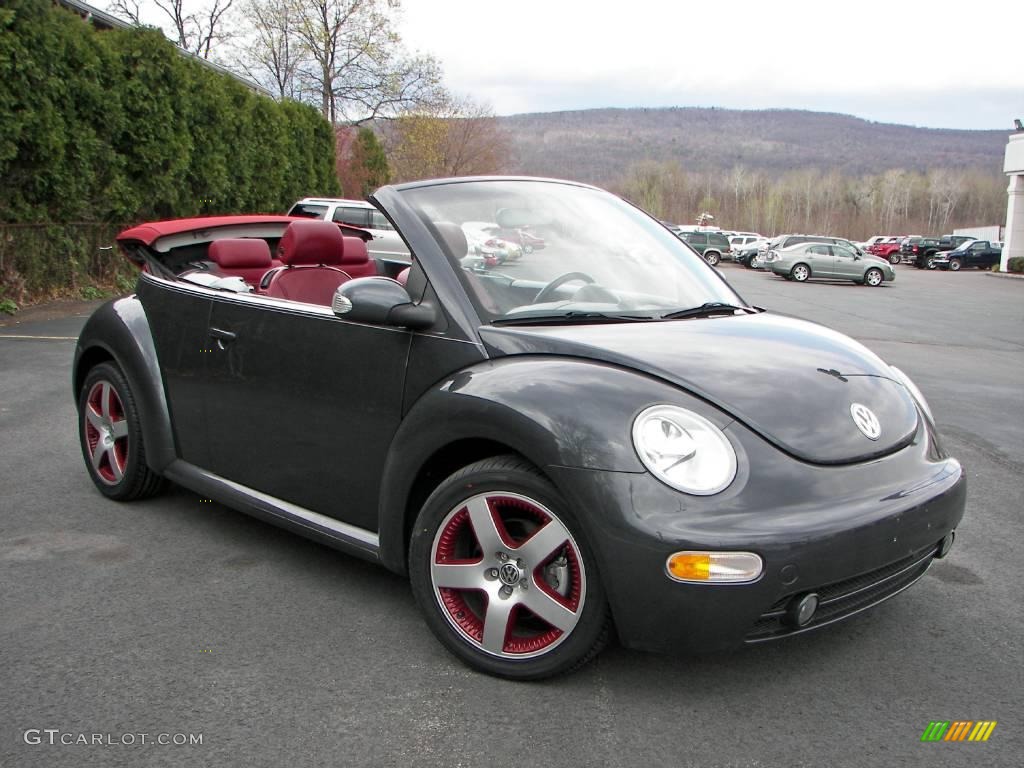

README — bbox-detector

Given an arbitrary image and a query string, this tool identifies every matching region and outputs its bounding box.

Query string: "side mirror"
[332,277,436,330]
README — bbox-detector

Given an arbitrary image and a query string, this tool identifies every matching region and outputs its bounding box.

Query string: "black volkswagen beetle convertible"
[75,178,965,679]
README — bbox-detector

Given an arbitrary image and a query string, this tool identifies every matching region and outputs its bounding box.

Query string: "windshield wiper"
[492,311,654,326]
[660,302,757,320]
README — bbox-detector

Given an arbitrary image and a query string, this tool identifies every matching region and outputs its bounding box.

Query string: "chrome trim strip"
[164,461,379,555]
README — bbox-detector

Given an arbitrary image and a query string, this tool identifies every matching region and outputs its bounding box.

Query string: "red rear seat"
[208,239,280,287]
[340,236,379,279]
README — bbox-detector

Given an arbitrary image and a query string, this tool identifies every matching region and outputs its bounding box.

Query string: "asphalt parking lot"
[1,265,1022,768]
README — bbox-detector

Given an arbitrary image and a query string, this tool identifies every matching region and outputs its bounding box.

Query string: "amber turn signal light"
[666,551,763,584]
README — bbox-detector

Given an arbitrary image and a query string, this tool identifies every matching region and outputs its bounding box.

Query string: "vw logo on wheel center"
[850,403,881,440]
[498,562,522,586]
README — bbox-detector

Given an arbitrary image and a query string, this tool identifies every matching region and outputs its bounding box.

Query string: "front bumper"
[548,417,966,654]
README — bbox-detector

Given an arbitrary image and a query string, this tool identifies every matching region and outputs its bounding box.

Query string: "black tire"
[704,251,720,267]
[864,267,884,287]
[409,455,611,680]
[888,254,900,265]
[948,257,962,272]
[791,263,810,282]
[78,362,166,501]
[926,256,937,270]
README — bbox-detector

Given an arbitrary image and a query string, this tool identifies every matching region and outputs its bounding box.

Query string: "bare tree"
[238,0,301,98]
[108,0,236,59]
[382,95,510,182]
[291,0,443,123]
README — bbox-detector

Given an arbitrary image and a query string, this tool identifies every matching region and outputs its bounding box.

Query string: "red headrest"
[277,220,345,266]
[209,238,273,268]
[340,236,369,266]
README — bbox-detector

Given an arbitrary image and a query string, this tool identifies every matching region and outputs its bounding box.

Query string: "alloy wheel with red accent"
[84,380,129,485]
[410,456,610,679]
[78,362,165,501]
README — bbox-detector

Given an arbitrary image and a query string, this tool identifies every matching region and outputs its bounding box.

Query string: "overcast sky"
[396,0,1022,130]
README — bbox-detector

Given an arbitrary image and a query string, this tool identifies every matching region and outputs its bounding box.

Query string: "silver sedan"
[766,242,895,286]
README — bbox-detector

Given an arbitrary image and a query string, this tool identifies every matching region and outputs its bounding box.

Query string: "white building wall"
[953,225,1003,242]
[1002,133,1024,271]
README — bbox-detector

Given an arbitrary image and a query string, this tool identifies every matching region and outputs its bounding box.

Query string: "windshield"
[397,180,745,323]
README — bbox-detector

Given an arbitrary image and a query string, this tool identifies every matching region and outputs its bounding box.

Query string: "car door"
[831,245,861,279]
[333,206,410,262]
[966,241,989,267]
[803,244,833,276]
[200,293,410,531]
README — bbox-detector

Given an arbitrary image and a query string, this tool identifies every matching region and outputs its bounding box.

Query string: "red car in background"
[868,237,905,265]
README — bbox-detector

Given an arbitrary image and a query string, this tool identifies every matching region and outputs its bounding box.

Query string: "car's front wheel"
[78,362,165,500]
[948,257,962,271]
[864,267,884,287]
[791,263,810,282]
[749,254,760,269]
[409,455,611,680]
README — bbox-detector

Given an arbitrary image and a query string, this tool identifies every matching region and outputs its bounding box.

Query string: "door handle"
[208,327,237,349]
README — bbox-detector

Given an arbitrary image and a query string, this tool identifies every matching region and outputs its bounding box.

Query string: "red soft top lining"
[116,215,372,246]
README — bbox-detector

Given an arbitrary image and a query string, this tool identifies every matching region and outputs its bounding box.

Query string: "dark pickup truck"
[931,240,1002,271]
[903,235,975,268]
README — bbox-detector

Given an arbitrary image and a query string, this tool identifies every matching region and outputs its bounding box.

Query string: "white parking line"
[0,335,78,340]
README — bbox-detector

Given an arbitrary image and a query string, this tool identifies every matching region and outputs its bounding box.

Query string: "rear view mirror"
[332,277,436,330]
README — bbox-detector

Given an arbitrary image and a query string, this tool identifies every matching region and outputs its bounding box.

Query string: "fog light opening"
[937,531,955,559]
[787,593,819,627]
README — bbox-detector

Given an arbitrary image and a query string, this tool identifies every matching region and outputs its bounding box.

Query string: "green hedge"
[1008,257,1024,274]
[0,0,338,304]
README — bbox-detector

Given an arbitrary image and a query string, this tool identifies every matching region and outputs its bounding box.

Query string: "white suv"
[287,198,410,263]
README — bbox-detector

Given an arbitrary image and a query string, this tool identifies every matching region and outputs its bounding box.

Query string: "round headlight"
[632,405,737,495]
[890,366,934,424]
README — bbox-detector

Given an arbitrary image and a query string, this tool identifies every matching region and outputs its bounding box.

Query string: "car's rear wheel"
[864,267,884,287]
[926,256,937,269]
[409,455,611,680]
[78,362,165,500]
[791,263,810,282]
[704,251,720,267]
[749,254,760,269]
[888,253,900,265]
[948,257,962,271]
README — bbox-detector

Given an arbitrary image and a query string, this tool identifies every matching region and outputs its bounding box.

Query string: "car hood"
[478,312,919,464]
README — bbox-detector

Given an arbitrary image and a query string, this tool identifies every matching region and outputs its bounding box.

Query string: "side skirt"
[163,460,381,564]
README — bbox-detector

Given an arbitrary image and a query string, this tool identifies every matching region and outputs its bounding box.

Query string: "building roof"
[55,0,272,98]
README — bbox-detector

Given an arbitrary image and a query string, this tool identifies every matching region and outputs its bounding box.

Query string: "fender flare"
[73,297,177,472]
[375,356,729,574]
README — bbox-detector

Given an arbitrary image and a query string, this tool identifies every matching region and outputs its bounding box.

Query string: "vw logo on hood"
[850,403,881,440]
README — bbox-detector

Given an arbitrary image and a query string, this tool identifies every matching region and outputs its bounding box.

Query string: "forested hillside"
[493,108,1008,238]
[499,107,1008,183]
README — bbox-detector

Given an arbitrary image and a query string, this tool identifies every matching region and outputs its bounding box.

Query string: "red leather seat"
[340,236,379,279]
[263,221,351,305]
[208,239,280,287]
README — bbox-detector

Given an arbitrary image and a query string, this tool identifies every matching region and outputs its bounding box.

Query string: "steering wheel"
[534,272,597,304]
